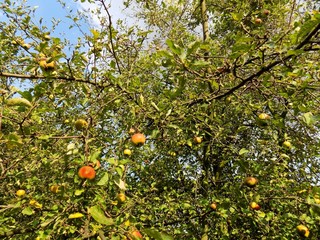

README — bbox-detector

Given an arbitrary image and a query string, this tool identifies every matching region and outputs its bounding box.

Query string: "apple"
[16,189,26,197]
[194,136,202,144]
[39,60,47,69]
[131,133,146,146]
[130,230,143,240]
[75,119,88,131]
[244,177,258,188]
[45,61,55,70]
[50,185,60,194]
[250,202,261,210]
[297,224,310,238]
[210,202,217,210]
[129,128,136,135]
[22,43,31,49]
[283,141,292,148]
[78,166,96,180]
[263,9,270,15]
[255,18,263,24]
[258,113,270,120]
[29,199,43,208]
[117,193,126,203]
[124,149,132,156]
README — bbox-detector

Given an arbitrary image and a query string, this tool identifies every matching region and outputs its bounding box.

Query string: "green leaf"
[144,229,174,240]
[22,207,34,215]
[88,205,114,226]
[239,148,249,155]
[6,97,32,108]
[302,112,315,126]
[97,172,109,186]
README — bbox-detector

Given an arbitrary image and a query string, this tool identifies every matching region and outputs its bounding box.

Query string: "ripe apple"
[297,224,310,238]
[75,119,88,131]
[124,149,132,156]
[263,9,270,15]
[250,202,261,210]
[16,189,26,197]
[78,166,96,180]
[117,193,126,203]
[131,133,146,146]
[244,177,258,188]
[210,202,217,211]
[255,18,263,24]
[194,136,202,144]
[283,141,292,148]
[130,230,143,239]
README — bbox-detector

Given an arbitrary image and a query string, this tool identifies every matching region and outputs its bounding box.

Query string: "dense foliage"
[1,0,320,239]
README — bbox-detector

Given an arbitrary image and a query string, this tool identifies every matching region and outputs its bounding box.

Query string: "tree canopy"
[0,0,320,239]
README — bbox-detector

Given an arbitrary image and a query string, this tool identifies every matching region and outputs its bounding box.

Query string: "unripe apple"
[258,113,270,120]
[129,128,136,135]
[75,119,88,131]
[244,177,258,188]
[283,141,292,148]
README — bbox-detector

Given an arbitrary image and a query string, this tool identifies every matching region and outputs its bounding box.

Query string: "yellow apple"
[124,149,132,156]
[117,193,126,203]
[244,177,258,188]
[297,224,310,238]
[16,189,26,197]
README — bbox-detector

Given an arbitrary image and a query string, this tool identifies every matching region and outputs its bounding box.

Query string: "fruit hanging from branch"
[131,133,146,146]
[297,224,310,238]
[78,166,96,180]
[244,177,258,188]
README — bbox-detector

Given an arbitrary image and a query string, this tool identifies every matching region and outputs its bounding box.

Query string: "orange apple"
[78,166,96,180]
[131,133,146,146]
[255,18,263,24]
[210,202,217,210]
[130,230,143,239]
[250,202,261,210]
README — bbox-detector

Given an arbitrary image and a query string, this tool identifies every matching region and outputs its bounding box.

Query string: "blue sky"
[21,0,128,44]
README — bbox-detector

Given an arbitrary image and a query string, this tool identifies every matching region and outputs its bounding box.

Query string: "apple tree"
[0,0,320,239]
